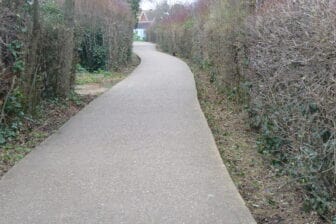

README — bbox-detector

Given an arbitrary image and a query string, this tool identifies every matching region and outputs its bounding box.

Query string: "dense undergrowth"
[0,0,139,182]
[192,61,322,224]
[149,0,335,221]
[0,0,139,151]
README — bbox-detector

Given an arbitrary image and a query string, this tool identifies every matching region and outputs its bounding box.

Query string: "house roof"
[138,10,155,23]
[137,10,155,30]
[139,11,148,22]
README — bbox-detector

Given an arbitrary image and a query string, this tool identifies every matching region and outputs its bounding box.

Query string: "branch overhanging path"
[0,42,256,224]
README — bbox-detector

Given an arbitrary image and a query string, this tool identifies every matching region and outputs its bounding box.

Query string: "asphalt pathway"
[0,42,256,224]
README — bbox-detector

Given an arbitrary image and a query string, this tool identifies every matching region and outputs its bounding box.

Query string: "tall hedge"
[149,0,335,220]
[0,0,137,144]
[0,0,136,107]
[246,0,336,217]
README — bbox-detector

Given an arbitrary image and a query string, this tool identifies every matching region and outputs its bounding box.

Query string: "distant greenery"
[78,29,107,72]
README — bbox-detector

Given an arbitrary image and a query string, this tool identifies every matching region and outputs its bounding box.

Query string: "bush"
[0,0,138,145]
[246,0,336,217]
[78,28,107,72]
[75,0,135,71]
[39,0,74,98]
[0,0,137,105]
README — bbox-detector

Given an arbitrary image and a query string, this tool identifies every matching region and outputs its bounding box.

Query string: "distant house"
[134,10,155,41]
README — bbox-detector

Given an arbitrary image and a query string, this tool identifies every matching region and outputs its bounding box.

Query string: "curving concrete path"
[0,42,256,224]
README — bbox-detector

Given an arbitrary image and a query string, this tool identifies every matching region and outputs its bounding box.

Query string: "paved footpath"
[0,42,256,224]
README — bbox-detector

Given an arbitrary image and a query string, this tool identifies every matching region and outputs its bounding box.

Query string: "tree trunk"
[57,0,75,97]
[24,0,40,114]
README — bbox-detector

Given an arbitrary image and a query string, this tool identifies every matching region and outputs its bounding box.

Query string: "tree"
[128,0,141,20]
[57,0,75,97]
[24,0,40,113]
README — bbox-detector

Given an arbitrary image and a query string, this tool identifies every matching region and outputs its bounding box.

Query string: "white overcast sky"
[140,0,195,10]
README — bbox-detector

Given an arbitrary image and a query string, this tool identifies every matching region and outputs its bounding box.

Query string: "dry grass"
[75,54,140,95]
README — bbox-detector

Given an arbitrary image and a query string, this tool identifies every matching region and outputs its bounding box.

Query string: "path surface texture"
[0,42,256,224]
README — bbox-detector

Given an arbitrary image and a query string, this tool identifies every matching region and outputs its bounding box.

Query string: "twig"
[0,36,6,45]
[0,76,16,124]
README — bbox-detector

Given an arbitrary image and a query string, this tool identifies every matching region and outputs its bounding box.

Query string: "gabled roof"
[137,10,155,30]
[139,11,148,22]
[138,10,155,23]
